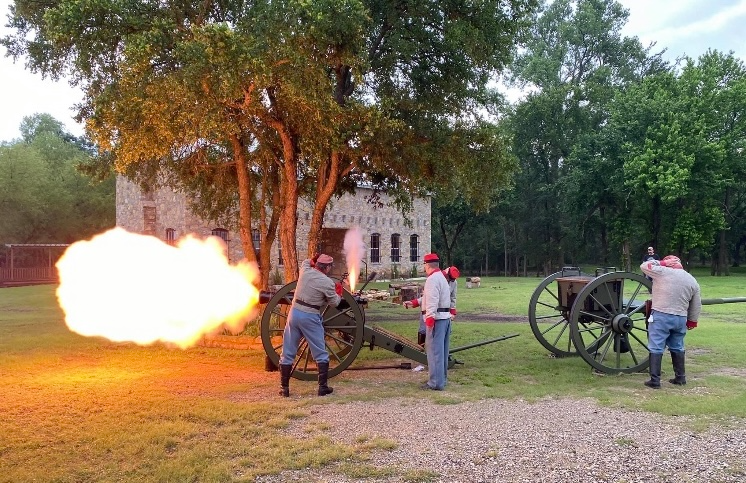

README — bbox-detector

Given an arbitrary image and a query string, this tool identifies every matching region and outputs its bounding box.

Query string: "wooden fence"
[0,267,58,286]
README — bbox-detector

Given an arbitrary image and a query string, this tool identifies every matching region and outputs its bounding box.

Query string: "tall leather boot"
[278,364,292,397]
[644,353,662,389]
[317,362,334,396]
[669,351,687,385]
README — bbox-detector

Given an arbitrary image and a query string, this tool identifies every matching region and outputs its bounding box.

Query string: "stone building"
[116,177,431,280]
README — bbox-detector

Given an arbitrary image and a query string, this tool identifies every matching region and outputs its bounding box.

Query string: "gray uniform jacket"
[422,270,452,321]
[640,262,701,321]
[292,259,341,314]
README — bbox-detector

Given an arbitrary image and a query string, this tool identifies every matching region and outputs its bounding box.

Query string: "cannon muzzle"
[258,290,292,305]
[701,297,746,305]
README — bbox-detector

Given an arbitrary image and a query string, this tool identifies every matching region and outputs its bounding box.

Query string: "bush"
[271,266,283,285]
[390,264,400,279]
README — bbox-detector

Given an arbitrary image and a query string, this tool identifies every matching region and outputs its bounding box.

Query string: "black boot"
[279,364,292,397]
[669,351,687,385]
[317,362,334,396]
[644,353,662,389]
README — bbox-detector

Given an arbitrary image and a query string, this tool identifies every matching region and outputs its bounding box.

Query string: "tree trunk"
[651,195,661,249]
[715,189,731,276]
[229,134,257,273]
[504,225,508,277]
[599,206,608,265]
[257,162,281,289]
[274,128,299,280]
[307,151,354,256]
[621,239,630,272]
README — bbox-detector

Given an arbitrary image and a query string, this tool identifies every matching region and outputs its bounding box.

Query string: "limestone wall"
[116,177,431,277]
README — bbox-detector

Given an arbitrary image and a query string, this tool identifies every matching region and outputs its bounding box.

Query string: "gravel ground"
[256,397,746,483]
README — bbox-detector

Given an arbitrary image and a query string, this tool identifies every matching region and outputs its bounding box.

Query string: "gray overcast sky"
[2,0,746,142]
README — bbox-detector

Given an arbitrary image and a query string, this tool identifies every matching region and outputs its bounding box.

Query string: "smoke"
[343,227,366,290]
[56,227,260,348]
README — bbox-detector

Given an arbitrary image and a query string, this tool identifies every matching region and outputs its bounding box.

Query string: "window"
[252,229,261,263]
[409,234,419,262]
[370,233,380,263]
[391,234,401,263]
[211,228,229,243]
[165,228,176,246]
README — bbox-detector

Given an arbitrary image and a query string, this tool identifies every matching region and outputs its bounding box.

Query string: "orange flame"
[56,227,260,349]
[343,227,365,292]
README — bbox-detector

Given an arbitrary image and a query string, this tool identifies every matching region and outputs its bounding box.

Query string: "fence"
[0,267,59,286]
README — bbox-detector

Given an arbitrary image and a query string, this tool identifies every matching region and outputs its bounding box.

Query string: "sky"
[1,0,746,143]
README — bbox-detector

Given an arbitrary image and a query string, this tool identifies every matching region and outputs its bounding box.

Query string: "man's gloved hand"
[450,308,456,316]
[686,320,698,330]
[335,281,343,296]
[403,299,419,309]
[425,317,435,328]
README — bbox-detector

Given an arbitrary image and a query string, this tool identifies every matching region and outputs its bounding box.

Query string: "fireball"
[56,227,260,348]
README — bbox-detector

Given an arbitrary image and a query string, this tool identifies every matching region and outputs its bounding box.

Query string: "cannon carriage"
[528,266,746,374]
[528,267,652,374]
[259,273,518,381]
[258,265,745,380]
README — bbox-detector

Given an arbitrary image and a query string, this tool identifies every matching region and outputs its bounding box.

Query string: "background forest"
[1,0,745,279]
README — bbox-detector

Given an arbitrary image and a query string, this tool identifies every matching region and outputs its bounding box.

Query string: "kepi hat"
[423,253,439,263]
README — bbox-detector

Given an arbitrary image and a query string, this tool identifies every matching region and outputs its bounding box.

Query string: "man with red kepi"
[640,255,701,389]
[407,265,460,346]
[278,253,342,397]
[404,253,452,390]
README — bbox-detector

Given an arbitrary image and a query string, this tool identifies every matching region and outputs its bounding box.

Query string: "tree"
[3,0,537,287]
[614,51,746,272]
[0,115,115,243]
[507,0,665,272]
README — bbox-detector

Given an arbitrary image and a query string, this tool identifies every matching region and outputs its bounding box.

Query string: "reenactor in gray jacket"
[279,254,342,397]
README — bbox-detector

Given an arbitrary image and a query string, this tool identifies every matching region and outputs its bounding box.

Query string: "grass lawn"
[1,273,746,482]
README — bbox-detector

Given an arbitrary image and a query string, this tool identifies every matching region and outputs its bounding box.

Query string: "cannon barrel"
[701,297,746,305]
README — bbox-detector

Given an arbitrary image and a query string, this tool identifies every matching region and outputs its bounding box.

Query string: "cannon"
[260,272,519,380]
[528,266,746,374]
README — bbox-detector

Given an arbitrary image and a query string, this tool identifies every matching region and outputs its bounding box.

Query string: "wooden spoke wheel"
[569,272,652,374]
[529,269,581,357]
[260,281,365,381]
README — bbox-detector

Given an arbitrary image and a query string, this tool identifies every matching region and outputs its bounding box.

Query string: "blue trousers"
[425,318,451,390]
[648,310,686,354]
[280,307,329,365]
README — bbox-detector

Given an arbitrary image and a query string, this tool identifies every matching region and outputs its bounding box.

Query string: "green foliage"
[2,0,538,281]
[0,115,115,244]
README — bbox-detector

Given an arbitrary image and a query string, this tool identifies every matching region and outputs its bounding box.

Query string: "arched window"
[370,233,381,263]
[211,228,229,243]
[165,228,176,246]
[409,234,419,262]
[391,233,401,263]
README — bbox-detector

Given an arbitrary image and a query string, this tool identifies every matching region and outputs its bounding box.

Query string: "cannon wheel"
[529,270,579,357]
[260,281,365,381]
[569,272,652,374]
